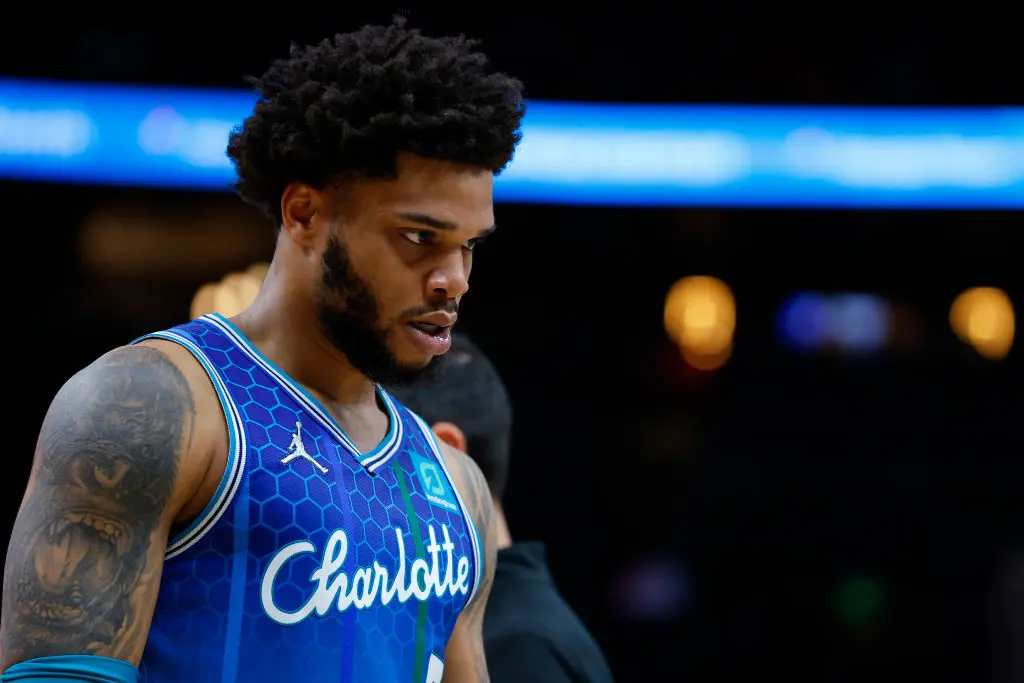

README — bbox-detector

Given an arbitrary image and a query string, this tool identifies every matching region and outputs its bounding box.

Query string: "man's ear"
[280,182,327,249]
[431,421,467,453]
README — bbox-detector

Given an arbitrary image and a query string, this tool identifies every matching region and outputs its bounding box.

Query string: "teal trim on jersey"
[362,389,404,471]
[392,462,429,683]
[354,384,400,467]
[407,412,485,603]
[206,314,401,470]
[0,654,138,682]
[471,520,485,597]
[130,331,247,560]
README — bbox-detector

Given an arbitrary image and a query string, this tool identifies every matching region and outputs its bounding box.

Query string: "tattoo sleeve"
[444,447,497,683]
[0,346,195,668]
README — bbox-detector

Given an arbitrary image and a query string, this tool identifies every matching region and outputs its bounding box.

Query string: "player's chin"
[399,321,453,358]
[383,337,443,387]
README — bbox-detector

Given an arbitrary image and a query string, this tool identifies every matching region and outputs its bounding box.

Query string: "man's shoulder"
[61,343,197,408]
[486,550,614,682]
[77,341,207,392]
[434,440,492,523]
[486,629,615,683]
[435,439,482,481]
[486,590,603,654]
[56,342,228,503]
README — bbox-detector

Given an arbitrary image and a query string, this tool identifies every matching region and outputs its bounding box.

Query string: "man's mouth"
[409,322,449,336]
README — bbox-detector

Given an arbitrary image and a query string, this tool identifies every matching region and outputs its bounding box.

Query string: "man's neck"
[234,286,377,408]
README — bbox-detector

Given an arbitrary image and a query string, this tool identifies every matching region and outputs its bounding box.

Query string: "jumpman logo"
[280,421,328,474]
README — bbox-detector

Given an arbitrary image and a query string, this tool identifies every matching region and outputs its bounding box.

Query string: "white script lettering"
[261,525,471,625]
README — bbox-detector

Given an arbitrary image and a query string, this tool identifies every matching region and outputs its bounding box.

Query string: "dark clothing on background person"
[484,542,615,683]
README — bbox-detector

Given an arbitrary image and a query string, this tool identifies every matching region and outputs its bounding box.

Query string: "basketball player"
[388,335,615,683]
[0,17,525,683]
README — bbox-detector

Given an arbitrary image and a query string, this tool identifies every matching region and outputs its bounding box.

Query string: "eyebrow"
[397,212,497,237]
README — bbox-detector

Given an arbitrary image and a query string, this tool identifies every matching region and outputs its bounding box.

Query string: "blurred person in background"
[388,334,615,683]
[0,16,525,683]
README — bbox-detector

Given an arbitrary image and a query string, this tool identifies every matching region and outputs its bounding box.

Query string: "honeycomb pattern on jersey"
[141,318,475,683]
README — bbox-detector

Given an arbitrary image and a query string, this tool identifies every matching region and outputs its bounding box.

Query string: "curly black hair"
[226,16,526,225]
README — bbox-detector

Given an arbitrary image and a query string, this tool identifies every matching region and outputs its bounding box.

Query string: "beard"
[315,233,442,386]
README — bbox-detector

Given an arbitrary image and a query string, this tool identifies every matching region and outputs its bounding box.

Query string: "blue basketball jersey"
[132,314,483,683]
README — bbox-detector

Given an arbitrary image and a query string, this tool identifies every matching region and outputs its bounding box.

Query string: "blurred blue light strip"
[3,76,1024,207]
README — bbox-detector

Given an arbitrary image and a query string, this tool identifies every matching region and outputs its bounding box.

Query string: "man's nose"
[426,251,470,300]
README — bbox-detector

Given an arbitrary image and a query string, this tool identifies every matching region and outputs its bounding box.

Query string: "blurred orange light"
[682,344,732,371]
[664,276,736,361]
[949,287,1015,360]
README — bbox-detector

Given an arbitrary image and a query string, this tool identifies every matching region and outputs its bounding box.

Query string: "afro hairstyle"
[226,16,526,225]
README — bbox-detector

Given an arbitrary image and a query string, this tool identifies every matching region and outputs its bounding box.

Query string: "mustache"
[402,301,459,319]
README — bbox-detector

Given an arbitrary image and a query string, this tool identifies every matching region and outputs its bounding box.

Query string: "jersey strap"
[129,328,248,561]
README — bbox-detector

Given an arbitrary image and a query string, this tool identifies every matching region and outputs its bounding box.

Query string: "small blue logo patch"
[411,453,460,515]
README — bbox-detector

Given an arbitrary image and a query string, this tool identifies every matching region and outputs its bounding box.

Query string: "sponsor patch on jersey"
[411,453,460,515]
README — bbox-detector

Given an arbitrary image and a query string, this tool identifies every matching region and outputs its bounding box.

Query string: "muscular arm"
[439,443,497,683]
[0,346,196,670]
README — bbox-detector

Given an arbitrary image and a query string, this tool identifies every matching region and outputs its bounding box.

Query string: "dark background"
[1,6,1022,682]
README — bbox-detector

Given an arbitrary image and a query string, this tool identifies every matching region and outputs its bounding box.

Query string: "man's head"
[226,17,526,385]
[386,334,512,501]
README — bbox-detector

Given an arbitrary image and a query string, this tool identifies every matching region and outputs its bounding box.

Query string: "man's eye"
[403,230,433,245]
[465,235,490,251]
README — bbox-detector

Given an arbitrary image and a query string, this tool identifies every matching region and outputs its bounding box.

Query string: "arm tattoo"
[448,449,495,682]
[449,451,493,570]
[1,346,194,666]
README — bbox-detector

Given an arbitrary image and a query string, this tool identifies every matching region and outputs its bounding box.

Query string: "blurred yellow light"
[212,280,248,318]
[949,287,1015,360]
[190,263,269,319]
[221,272,261,311]
[664,276,736,356]
[190,283,219,320]
[246,261,271,284]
